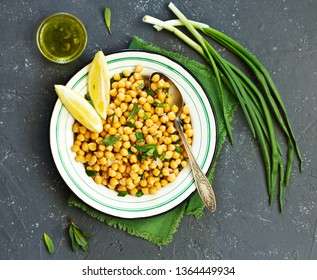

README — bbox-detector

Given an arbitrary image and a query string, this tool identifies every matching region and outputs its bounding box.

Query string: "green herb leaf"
[84,93,91,101]
[73,227,89,251]
[127,103,141,121]
[143,113,150,120]
[159,152,166,160]
[67,217,92,252]
[109,113,115,122]
[146,88,155,97]
[84,93,94,107]
[136,190,144,197]
[134,144,158,161]
[137,153,143,163]
[175,145,183,154]
[118,191,128,197]
[153,101,169,108]
[135,82,144,90]
[135,132,144,142]
[69,225,79,251]
[104,7,111,34]
[126,121,135,128]
[101,135,121,146]
[43,233,54,254]
[134,144,158,153]
[85,170,97,177]
[153,149,159,160]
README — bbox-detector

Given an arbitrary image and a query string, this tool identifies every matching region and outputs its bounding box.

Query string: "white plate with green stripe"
[50,50,217,219]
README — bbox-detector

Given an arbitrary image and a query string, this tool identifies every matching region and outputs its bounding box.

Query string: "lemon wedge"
[88,50,110,119]
[54,84,103,133]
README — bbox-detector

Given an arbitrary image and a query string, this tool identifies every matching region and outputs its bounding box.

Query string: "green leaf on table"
[69,225,79,252]
[67,217,92,252]
[43,233,54,254]
[104,7,111,34]
[73,227,89,252]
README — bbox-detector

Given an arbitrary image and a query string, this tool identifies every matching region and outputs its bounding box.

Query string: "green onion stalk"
[142,2,302,211]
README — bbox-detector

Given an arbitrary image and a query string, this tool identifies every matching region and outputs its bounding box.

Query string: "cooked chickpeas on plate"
[72,64,193,197]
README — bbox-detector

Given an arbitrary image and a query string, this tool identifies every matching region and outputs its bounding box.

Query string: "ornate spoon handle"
[175,120,216,212]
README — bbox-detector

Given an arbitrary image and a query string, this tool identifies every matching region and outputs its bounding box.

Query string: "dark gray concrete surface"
[1,0,316,260]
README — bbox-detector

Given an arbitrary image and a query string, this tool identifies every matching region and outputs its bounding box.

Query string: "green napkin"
[68,36,238,247]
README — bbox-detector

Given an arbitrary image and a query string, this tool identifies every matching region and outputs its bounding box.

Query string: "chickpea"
[94,176,102,185]
[72,122,79,133]
[135,64,143,73]
[71,145,80,153]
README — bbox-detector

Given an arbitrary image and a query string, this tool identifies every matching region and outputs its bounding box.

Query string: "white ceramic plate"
[50,50,217,218]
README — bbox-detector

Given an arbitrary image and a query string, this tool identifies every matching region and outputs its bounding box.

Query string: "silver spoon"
[150,72,217,212]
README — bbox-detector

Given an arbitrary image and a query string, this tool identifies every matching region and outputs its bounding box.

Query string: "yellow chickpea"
[129,188,138,196]
[94,176,102,185]
[142,187,149,194]
[108,127,117,135]
[76,134,85,142]
[167,111,176,121]
[75,155,86,163]
[71,145,80,153]
[151,73,160,82]
[109,177,119,187]
[135,64,143,73]
[149,187,157,195]
[185,129,194,138]
[72,122,79,133]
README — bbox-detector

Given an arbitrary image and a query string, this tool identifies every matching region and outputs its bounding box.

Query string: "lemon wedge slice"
[88,50,110,119]
[54,84,103,133]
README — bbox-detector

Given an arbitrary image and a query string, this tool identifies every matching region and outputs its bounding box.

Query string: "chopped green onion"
[142,2,302,211]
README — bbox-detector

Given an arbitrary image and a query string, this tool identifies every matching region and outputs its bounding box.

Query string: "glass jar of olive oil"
[36,13,87,64]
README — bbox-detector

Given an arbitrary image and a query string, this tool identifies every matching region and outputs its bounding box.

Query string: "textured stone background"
[1,0,316,259]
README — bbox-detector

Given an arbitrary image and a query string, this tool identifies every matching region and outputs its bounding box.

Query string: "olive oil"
[37,13,87,64]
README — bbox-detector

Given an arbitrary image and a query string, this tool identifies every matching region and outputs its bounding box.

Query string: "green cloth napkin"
[68,36,238,247]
